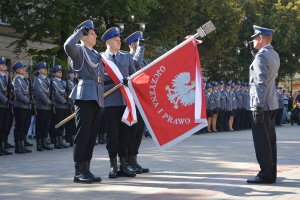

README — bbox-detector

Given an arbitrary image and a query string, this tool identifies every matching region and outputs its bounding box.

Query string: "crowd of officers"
[202,80,298,134]
[0,58,78,156]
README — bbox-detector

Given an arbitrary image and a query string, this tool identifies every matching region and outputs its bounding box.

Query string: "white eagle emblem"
[165,72,195,109]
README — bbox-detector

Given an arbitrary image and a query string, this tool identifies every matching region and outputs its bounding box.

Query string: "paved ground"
[0,125,299,200]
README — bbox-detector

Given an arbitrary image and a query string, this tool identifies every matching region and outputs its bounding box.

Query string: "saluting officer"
[51,65,69,149]
[33,62,54,151]
[247,25,280,184]
[64,20,104,184]
[101,27,136,178]
[12,62,32,154]
[124,31,149,174]
[0,57,13,156]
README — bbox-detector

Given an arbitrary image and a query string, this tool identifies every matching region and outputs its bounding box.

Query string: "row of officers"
[0,59,78,156]
[202,80,286,133]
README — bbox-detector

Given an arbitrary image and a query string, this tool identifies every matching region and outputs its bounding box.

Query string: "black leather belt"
[104,80,114,85]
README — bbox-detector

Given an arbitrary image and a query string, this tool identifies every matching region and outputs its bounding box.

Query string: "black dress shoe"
[4,142,15,149]
[87,171,102,182]
[0,148,13,155]
[247,176,275,184]
[24,140,33,147]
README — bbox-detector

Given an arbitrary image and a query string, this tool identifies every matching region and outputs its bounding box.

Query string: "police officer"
[12,62,32,154]
[229,83,237,131]
[33,62,54,151]
[224,81,232,131]
[233,81,243,130]
[275,86,284,126]
[247,25,280,184]
[101,27,136,178]
[211,82,220,132]
[0,57,13,155]
[64,69,76,147]
[64,20,104,184]
[124,31,150,174]
[205,83,214,133]
[217,81,226,132]
[51,65,69,149]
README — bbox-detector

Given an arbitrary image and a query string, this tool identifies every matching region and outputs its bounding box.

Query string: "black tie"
[3,75,7,83]
[44,77,49,86]
[112,54,117,64]
[23,78,29,85]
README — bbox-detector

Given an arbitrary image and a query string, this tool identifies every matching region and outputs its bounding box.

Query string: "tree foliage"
[1,0,300,79]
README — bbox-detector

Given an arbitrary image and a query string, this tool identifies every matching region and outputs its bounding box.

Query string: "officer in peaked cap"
[0,57,14,156]
[205,83,214,133]
[224,81,233,131]
[101,26,136,178]
[233,80,243,130]
[64,19,104,184]
[11,61,33,154]
[101,27,121,43]
[33,62,54,152]
[124,30,149,174]
[217,80,226,132]
[251,25,274,38]
[276,85,284,126]
[247,24,280,184]
[50,65,69,149]
[211,81,220,132]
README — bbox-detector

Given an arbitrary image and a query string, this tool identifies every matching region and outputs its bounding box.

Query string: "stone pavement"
[0,125,299,200]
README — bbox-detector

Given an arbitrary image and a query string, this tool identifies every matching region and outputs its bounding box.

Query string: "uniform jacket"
[53,78,67,109]
[231,90,237,110]
[276,91,284,108]
[219,89,226,110]
[33,75,51,110]
[224,88,232,111]
[206,92,215,111]
[0,73,8,108]
[212,90,221,109]
[12,75,30,109]
[64,29,104,107]
[102,50,136,107]
[235,89,243,109]
[249,45,280,110]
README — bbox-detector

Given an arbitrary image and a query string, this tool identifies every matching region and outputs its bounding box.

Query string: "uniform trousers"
[36,109,52,139]
[0,107,13,143]
[51,108,68,137]
[128,109,145,156]
[73,100,102,162]
[217,109,225,131]
[13,107,31,141]
[233,108,242,130]
[0,107,8,143]
[251,110,277,182]
[104,106,131,158]
[65,109,76,137]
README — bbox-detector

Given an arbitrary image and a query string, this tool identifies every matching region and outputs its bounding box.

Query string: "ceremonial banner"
[128,38,207,149]
[102,57,137,126]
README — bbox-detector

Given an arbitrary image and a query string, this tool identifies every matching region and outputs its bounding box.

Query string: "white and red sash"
[102,57,137,126]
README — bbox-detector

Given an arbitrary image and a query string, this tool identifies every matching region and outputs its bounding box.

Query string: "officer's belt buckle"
[97,77,103,85]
